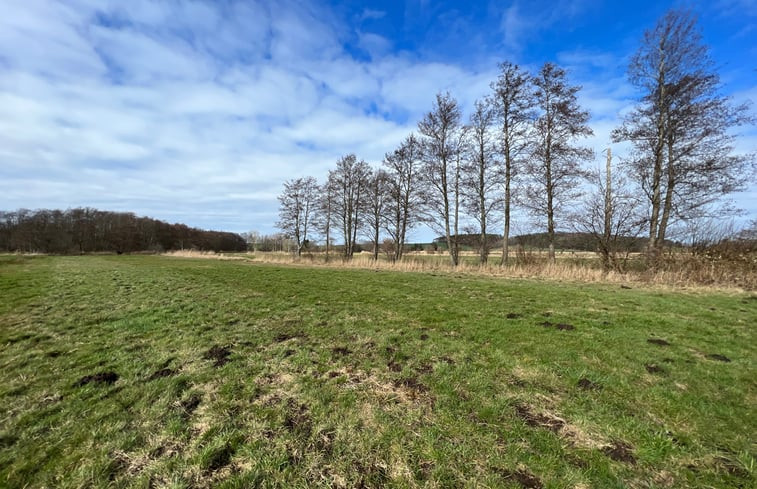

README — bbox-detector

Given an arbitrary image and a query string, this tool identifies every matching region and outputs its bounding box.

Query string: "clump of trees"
[0,208,247,253]
[276,9,753,270]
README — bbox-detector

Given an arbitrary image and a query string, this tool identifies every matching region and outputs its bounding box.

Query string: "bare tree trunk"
[453,155,461,266]
[545,142,556,263]
[603,148,613,271]
[658,125,676,249]
[501,150,511,266]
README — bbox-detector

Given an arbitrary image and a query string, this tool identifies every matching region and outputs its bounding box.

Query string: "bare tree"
[463,98,501,264]
[364,169,390,261]
[574,148,645,271]
[522,62,594,262]
[490,62,534,265]
[276,176,318,256]
[240,230,261,252]
[329,154,371,258]
[613,9,755,264]
[314,178,337,261]
[383,134,422,262]
[418,92,466,266]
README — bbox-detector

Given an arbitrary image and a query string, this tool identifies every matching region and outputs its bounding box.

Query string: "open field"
[1,255,755,488]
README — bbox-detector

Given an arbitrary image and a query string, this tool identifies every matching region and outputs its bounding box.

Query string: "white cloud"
[0,0,753,237]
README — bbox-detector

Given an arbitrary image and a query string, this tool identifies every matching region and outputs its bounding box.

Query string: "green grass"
[1,255,755,488]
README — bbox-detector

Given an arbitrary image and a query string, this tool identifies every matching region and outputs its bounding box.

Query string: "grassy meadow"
[0,254,755,488]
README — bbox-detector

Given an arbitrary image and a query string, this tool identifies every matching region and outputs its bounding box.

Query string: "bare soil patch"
[647,338,671,346]
[576,378,602,391]
[203,345,232,367]
[540,321,576,331]
[273,332,306,343]
[705,353,731,362]
[205,444,234,472]
[602,440,636,464]
[514,403,564,433]
[283,400,311,434]
[74,371,118,387]
[148,368,176,381]
[645,363,666,374]
[181,393,202,416]
[506,313,522,319]
[387,361,402,372]
[496,468,544,489]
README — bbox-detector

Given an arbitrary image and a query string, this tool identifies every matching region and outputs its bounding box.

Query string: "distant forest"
[0,208,246,254]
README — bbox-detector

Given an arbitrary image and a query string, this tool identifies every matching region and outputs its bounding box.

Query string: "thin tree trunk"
[501,150,511,266]
[603,148,613,271]
[658,125,676,249]
[545,142,555,263]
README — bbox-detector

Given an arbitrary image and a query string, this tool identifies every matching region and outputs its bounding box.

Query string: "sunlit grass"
[1,255,754,488]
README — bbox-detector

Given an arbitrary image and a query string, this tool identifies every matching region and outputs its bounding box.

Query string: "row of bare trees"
[276,9,754,270]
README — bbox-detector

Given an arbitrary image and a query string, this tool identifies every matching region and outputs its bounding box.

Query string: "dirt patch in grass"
[181,393,202,416]
[203,345,232,367]
[46,350,63,358]
[394,376,429,396]
[74,371,118,387]
[204,444,235,472]
[576,378,602,391]
[148,368,177,381]
[514,403,565,433]
[496,468,544,489]
[647,338,671,346]
[506,313,522,319]
[331,346,351,357]
[540,321,575,331]
[419,333,429,341]
[601,440,636,464]
[645,363,666,374]
[283,400,311,434]
[273,332,306,343]
[705,353,731,362]
[387,361,402,372]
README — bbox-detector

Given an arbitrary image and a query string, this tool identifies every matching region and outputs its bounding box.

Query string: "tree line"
[276,10,754,270]
[0,208,247,253]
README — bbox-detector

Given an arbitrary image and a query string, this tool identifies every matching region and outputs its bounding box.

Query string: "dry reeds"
[187,249,754,291]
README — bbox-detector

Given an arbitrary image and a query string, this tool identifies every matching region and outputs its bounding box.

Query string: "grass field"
[0,255,755,488]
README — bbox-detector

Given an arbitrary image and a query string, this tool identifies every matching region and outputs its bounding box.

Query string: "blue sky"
[1,0,755,241]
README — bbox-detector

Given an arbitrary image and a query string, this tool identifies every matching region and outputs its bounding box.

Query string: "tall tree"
[523,63,594,262]
[613,9,755,264]
[364,169,390,261]
[418,92,465,266]
[463,98,501,264]
[490,62,534,265]
[314,178,338,261]
[276,176,318,256]
[329,154,371,258]
[383,134,422,262]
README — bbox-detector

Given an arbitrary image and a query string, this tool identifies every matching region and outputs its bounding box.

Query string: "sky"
[1,0,755,242]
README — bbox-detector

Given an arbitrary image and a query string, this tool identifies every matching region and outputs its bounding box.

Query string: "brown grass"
[161,249,755,292]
